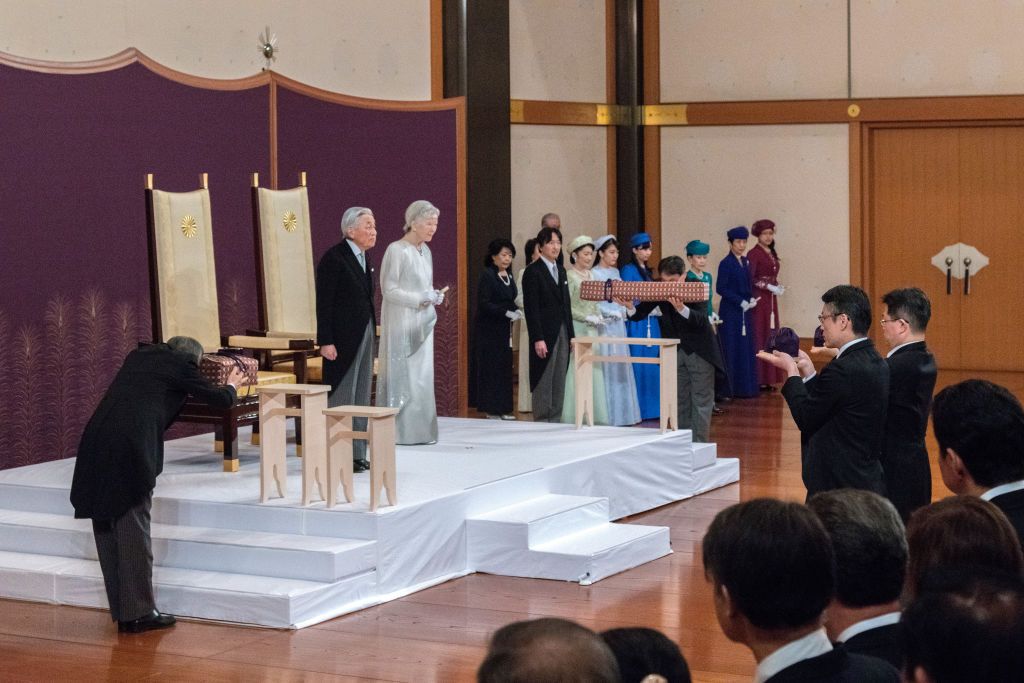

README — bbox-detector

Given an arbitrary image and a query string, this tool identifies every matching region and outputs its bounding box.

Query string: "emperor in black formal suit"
[521,227,574,422]
[762,286,889,499]
[315,207,377,467]
[879,288,937,520]
[71,338,240,632]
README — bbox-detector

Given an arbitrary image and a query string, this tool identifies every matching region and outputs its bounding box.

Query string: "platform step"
[473,521,670,584]
[0,549,376,628]
[467,494,609,546]
[0,509,376,583]
[692,442,717,470]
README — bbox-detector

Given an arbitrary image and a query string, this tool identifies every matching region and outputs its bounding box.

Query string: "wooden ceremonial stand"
[570,337,679,432]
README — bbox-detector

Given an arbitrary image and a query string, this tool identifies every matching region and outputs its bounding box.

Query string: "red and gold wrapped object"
[200,350,259,386]
[579,279,709,303]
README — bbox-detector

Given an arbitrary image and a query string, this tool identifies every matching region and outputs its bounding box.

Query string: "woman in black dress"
[472,238,519,419]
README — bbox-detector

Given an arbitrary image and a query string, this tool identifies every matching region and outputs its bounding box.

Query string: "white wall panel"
[0,0,432,100]
[851,0,1024,98]
[510,125,608,271]
[661,124,848,336]
[659,0,848,102]
[510,0,606,102]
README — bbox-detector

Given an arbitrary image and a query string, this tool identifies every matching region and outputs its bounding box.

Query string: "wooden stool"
[257,384,329,505]
[324,406,400,511]
[570,337,679,432]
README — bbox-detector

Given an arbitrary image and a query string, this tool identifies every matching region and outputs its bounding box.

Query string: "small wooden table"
[323,406,400,511]
[570,337,679,432]
[256,384,329,505]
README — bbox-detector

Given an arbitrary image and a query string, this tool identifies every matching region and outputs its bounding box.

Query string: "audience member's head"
[902,569,1024,683]
[808,490,907,631]
[820,284,872,337]
[904,496,1024,600]
[601,627,691,683]
[702,499,834,648]
[167,335,204,365]
[881,287,931,336]
[524,237,540,264]
[478,617,620,683]
[540,212,561,230]
[931,379,1024,495]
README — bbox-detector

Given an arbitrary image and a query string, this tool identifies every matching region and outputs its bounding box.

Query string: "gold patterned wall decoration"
[180,214,198,238]
[282,210,298,233]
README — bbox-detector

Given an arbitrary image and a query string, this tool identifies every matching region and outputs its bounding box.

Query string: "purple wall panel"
[275,87,460,416]
[0,63,270,468]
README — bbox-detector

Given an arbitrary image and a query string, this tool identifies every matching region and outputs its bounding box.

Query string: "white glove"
[766,284,783,295]
[710,311,722,324]
[432,289,445,306]
[740,300,751,312]
[747,297,759,309]
[584,314,603,327]
[421,290,435,306]
[649,307,662,317]
[505,310,523,321]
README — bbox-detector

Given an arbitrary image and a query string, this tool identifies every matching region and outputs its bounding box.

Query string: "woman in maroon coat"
[747,219,786,388]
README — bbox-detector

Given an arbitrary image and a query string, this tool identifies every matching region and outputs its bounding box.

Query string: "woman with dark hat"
[621,231,661,420]
[716,226,759,398]
[747,218,786,389]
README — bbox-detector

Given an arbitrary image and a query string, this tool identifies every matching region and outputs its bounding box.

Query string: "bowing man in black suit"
[521,226,574,422]
[932,379,1024,548]
[316,207,377,471]
[878,287,938,520]
[808,489,907,670]
[760,285,889,499]
[630,255,724,443]
[71,337,241,633]
[702,499,900,683]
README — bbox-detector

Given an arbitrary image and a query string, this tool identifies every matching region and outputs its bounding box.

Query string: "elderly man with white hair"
[315,206,378,471]
[376,200,445,445]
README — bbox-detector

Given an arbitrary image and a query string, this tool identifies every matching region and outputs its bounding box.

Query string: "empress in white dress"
[376,239,438,444]
[590,265,641,426]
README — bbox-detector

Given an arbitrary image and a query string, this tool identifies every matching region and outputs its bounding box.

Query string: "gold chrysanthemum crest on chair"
[145,173,311,471]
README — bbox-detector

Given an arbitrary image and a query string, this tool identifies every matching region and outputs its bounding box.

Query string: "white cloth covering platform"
[0,417,738,628]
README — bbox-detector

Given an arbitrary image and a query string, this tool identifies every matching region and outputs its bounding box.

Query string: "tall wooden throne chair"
[250,172,321,385]
[145,173,309,471]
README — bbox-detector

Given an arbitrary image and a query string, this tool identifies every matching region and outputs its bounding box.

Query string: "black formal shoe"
[353,458,370,473]
[118,610,176,634]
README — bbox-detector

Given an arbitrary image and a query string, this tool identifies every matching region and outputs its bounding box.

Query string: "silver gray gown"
[376,238,439,444]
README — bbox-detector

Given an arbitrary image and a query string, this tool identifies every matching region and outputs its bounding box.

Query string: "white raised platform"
[0,417,738,628]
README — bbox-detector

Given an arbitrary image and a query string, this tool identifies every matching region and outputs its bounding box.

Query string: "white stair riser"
[692,443,717,470]
[0,523,375,583]
[153,498,379,540]
[467,498,609,552]
[0,484,72,516]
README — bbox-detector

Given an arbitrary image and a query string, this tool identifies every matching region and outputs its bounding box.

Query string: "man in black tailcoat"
[521,226,574,422]
[71,337,241,633]
[759,285,889,499]
[316,206,377,471]
[878,287,937,520]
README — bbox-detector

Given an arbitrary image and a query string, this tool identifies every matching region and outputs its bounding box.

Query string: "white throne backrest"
[257,186,316,335]
[150,188,221,351]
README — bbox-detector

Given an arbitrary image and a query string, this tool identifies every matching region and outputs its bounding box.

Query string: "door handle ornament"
[931,244,989,289]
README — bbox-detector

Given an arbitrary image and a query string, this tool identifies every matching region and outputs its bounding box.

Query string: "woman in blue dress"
[591,235,641,426]
[716,226,759,398]
[620,232,660,420]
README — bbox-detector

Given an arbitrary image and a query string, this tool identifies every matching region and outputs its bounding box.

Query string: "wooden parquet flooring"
[3,371,1008,682]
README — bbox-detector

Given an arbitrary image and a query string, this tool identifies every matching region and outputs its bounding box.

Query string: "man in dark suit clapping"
[521,226,574,422]
[316,207,377,471]
[878,287,937,520]
[71,337,241,633]
[759,285,889,499]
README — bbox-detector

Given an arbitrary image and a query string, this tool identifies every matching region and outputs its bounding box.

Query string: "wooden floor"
[3,371,1018,682]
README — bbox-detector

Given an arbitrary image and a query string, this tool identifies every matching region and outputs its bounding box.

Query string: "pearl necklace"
[498,271,511,286]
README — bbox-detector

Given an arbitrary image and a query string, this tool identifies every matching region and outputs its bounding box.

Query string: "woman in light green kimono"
[560,235,609,425]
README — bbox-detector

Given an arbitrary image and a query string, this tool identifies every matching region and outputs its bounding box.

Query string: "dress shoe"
[353,459,370,473]
[486,414,502,420]
[118,610,176,634]
[500,414,517,421]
